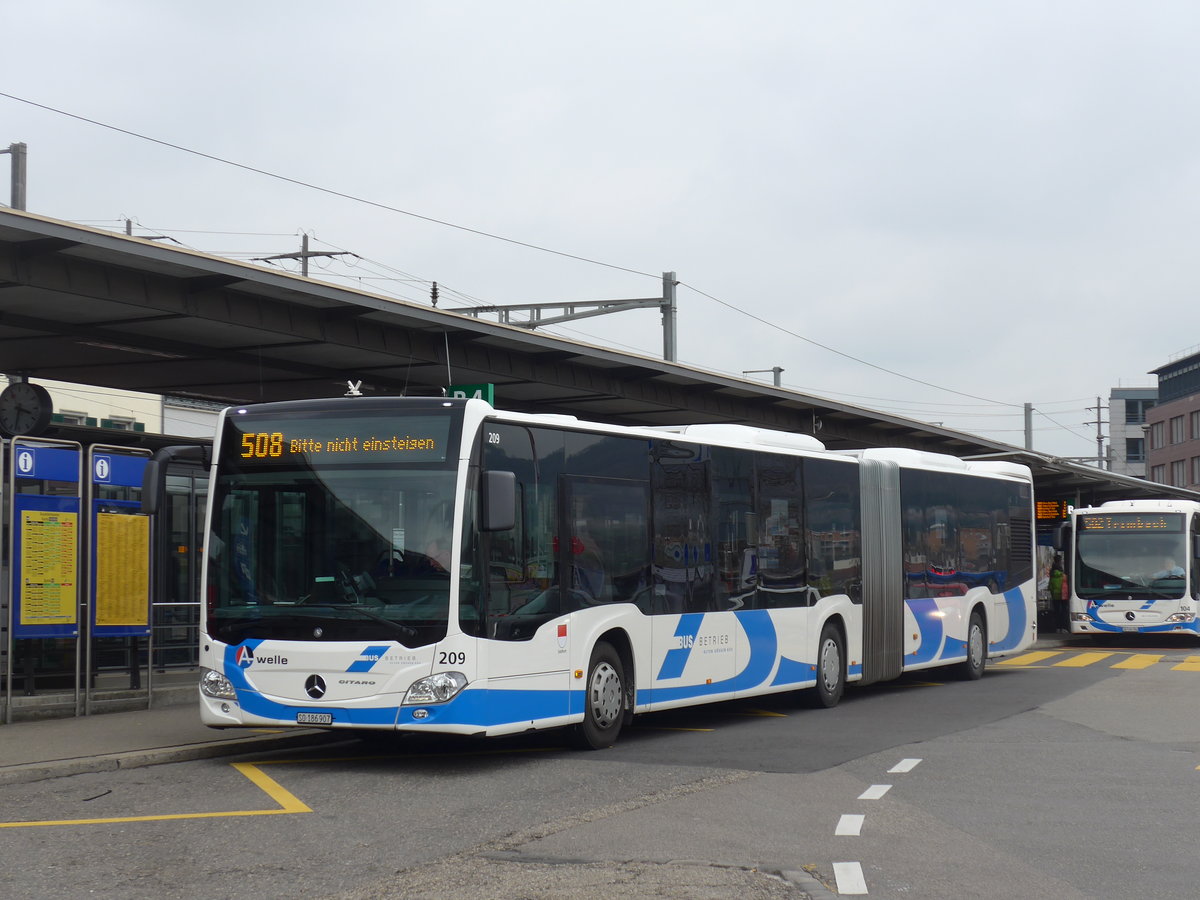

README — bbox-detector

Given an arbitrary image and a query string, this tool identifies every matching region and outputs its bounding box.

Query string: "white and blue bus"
[159,396,1036,748]
[1062,499,1200,637]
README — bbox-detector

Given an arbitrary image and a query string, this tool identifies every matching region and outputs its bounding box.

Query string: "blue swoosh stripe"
[645,610,777,704]
[657,613,705,680]
[347,645,391,672]
[772,654,816,686]
[905,597,944,663]
[989,587,1027,652]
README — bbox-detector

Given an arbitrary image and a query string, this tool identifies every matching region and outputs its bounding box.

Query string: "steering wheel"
[375,549,405,575]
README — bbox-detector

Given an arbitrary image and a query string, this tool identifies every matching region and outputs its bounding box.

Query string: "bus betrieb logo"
[236,646,255,668]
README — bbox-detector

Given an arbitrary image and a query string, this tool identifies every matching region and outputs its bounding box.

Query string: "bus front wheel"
[575,641,625,749]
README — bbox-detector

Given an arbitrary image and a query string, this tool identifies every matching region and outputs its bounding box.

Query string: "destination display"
[224,413,454,466]
[1077,512,1184,532]
[1035,499,1070,521]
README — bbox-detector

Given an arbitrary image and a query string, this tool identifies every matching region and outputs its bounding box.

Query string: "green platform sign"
[448,383,495,405]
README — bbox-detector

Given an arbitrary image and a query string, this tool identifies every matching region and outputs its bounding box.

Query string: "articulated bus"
[156,397,1036,748]
[1060,499,1200,637]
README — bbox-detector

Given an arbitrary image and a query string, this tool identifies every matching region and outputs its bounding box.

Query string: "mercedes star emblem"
[305,674,327,699]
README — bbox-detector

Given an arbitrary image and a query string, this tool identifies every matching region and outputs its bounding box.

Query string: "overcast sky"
[4,2,1199,458]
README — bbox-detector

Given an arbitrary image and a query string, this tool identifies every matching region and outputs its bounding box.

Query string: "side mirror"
[1052,523,1070,552]
[142,444,210,514]
[480,470,516,532]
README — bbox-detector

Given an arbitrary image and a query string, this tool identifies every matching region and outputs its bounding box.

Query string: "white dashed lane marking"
[836,814,865,836]
[833,861,869,894]
[857,784,892,800]
[832,761,922,893]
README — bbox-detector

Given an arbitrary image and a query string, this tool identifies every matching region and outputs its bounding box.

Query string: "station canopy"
[0,207,1188,508]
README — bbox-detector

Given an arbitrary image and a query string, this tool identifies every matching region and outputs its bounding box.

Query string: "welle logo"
[234,646,288,669]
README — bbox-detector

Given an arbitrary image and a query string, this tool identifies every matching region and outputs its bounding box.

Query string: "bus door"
[647,451,738,707]
[476,423,573,723]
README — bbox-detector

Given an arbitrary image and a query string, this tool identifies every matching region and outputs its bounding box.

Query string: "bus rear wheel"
[575,641,625,749]
[957,611,987,681]
[809,622,845,708]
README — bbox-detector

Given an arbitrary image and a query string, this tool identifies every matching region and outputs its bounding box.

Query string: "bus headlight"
[1166,613,1196,623]
[200,668,237,700]
[404,672,468,704]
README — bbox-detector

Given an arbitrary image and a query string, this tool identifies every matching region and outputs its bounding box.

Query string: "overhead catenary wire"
[0,91,656,280]
[1,90,1103,448]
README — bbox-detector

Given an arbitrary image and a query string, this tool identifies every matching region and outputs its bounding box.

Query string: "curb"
[0,729,348,787]
[780,868,839,899]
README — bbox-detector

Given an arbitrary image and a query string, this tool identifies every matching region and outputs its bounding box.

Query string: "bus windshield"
[207,404,463,647]
[1075,514,1188,600]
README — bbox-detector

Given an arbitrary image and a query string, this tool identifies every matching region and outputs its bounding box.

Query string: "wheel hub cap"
[589,662,622,728]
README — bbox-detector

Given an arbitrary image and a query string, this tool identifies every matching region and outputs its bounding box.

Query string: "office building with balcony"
[1146,349,1200,488]
[1108,386,1156,477]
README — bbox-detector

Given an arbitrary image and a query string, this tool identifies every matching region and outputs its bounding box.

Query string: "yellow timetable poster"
[19,509,79,627]
[95,513,150,627]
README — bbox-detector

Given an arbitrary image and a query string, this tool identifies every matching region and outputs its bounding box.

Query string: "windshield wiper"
[319,604,419,640]
[1090,573,1143,589]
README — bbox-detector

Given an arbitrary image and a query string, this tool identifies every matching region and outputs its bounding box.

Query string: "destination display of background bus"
[1057,499,1200,636]
[147,396,1037,748]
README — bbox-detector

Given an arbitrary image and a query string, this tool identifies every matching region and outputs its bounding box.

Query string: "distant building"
[1108,386,1156,477]
[1146,348,1200,488]
[0,376,220,440]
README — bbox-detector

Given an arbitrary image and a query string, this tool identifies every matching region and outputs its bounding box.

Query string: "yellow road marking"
[1002,649,1200,671]
[1054,651,1114,668]
[645,726,716,732]
[997,651,1063,666]
[1112,654,1162,670]
[738,708,788,717]
[0,760,311,829]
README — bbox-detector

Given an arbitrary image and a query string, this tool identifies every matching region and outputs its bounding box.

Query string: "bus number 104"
[241,432,284,458]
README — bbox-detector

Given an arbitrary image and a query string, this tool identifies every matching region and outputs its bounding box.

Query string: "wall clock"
[0,381,54,436]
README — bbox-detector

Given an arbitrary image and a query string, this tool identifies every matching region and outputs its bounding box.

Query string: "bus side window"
[806,458,862,601]
[1192,525,1200,598]
[652,439,715,614]
[564,475,650,609]
[755,453,806,609]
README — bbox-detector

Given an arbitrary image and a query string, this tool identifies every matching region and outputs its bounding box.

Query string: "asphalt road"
[3,639,1199,899]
